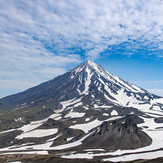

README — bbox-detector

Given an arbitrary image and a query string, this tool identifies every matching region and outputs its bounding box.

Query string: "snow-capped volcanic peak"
[69,60,144,97]
[1,60,162,114]
[71,60,144,93]
[59,60,162,111]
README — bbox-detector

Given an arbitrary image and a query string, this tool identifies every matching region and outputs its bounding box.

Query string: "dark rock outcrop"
[82,118,152,151]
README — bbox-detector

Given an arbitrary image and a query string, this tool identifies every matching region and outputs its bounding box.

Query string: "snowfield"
[60,97,83,111]
[61,114,163,162]
[64,111,85,118]
[1,112,163,162]
[69,116,122,133]
[111,110,118,116]
[70,119,101,133]
[16,128,58,139]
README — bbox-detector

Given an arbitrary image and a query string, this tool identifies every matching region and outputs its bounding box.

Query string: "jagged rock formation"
[82,118,152,150]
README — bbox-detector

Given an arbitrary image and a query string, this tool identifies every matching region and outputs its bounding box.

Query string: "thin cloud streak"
[133,80,163,85]
[147,89,163,97]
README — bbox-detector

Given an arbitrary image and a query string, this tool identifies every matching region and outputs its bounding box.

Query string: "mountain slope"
[0,60,162,113]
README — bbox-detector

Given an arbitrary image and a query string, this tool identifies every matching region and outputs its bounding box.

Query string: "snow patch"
[103,113,109,116]
[70,116,121,133]
[21,103,26,106]
[73,102,83,107]
[67,137,74,142]
[111,110,118,116]
[70,119,101,133]
[144,95,149,100]
[16,128,58,139]
[60,97,83,111]
[65,112,85,118]
[0,150,48,156]
[85,118,90,122]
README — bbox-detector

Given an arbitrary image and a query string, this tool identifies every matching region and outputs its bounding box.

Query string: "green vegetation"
[0,105,55,132]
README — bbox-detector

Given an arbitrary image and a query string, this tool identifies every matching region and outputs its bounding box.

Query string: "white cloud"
[134,80,163,85]
[0,0,163,93]
[0,80,38,90]
[147,89,163,97]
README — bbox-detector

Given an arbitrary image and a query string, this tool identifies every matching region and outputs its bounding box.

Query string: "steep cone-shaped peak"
[70,60,100,74]
[1,60,162,112]
[85,60,94,64]
[70,60,144,94]
[84,60,99,68]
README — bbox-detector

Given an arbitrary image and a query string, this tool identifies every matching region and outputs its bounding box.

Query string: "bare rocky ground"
[0,154,106,163]
[0,154,163,163]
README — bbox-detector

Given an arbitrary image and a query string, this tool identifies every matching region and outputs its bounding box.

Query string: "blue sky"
[0,0,163,98]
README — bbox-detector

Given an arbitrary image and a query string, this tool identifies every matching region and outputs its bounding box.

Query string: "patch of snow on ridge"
[65,112,85,118]
[144,95,149,100]
[60,97,83,111]
[54,116,62,120]
[70,116,122,133]
[84,149,105,152]
[60,98,76,110]
[152,97,163,104]
[70,119,101,133]
[103,113,109,116]
[70,75,74,79]
[0,150,48,155]
[73,102,83,107]
[131,84,144,92]
[19,117,25,123]
[87,60,98,71]
[152,105,161,111]
[19,123,42,133]
[111,110,118,116]
[67,137,74,142]
[16,128,58,139]
[62,152,93,159]
[47,133,62,142]
[85,118,90,121]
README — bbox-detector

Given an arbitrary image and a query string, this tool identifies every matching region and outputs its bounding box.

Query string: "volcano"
[0,61,163,162]
[0,60,162,112]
